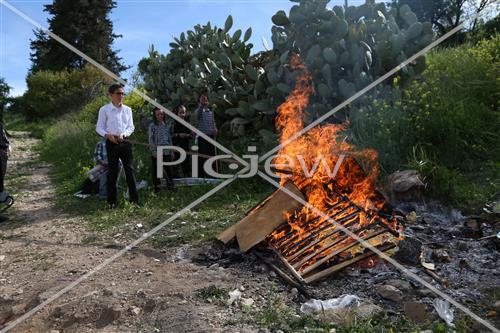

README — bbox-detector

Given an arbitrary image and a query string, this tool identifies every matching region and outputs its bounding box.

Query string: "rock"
[431,249,451,263]
[462,218,483,239]
[96,305,121,328]
[417,289,434,298]
[386,170,425,204]
[241,298,254,307]
[128,306,141,316]
[419,330,433,333]
[0,296,14,325]
[102,288,114,297]
[136,289,146,298]
[0,307,13,326]
[178,300,188,305]
[405,211,418,224]
[377,285,403,302]
[11,303,27,316]
[393,237,422,266]
[492,202,500,214]
[494,300,500,312]
[385,279,412,292]
[404,302,432,324]
[227,289,242,306]
[208,263,219,270]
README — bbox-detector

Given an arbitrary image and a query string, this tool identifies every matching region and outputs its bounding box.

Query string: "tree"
[30,0,127,73]
[0,78,11,124]
[391,0,496,43]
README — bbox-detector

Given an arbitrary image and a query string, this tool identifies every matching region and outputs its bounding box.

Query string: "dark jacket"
[0,124,10,150]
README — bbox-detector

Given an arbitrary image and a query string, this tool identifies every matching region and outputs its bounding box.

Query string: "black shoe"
[108,203,116,210]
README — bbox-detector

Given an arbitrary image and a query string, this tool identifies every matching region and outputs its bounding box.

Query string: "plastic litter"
[300,295,361,314]
[433,299,455,327]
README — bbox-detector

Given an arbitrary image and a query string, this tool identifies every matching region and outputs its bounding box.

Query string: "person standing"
[96,84,139,208]
[172,105,191,178]
[0,122,10,202]
[192,95,218,178]
[148,107,175,192]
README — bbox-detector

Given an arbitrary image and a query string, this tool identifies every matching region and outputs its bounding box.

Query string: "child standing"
[172,105,192,178]
[148,107,175,192]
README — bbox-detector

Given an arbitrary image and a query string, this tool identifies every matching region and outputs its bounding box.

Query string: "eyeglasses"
[114,92,126,96]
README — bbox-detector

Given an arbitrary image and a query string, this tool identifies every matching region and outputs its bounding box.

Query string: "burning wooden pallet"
[218,180,401,284]
[218,55,404,284]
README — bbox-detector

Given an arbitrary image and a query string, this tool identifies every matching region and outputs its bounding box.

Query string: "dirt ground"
[0,132,282,333]
[2,131,499,333]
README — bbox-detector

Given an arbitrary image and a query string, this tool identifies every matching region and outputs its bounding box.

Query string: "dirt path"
[0,132,278,333]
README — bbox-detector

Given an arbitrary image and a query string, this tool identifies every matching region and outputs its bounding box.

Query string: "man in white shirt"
[96,84,139,208]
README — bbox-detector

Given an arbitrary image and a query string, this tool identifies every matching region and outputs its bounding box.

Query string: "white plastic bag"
[300,295,361,314]
[433,299,455,327]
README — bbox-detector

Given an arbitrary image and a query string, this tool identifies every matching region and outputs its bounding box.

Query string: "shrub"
[349,36,500,211]
[23,65,110,120]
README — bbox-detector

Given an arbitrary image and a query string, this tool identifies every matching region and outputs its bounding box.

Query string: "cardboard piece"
[217,181,305,252]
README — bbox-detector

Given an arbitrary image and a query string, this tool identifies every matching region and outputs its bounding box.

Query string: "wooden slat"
[217,181,305,252]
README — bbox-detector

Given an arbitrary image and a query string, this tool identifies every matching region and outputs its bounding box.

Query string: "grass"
[5,113,51,139]
[231,288,477,333]
[196,285,229,305]
[51,174,273,247]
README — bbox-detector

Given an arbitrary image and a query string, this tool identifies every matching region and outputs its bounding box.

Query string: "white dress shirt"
[96,102,135,138]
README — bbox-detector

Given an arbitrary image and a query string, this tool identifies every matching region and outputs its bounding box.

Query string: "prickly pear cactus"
[138,16,278,145]
[268,0,433,120]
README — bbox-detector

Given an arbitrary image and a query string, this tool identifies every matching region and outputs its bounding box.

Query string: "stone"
[385,279,412,292]
[377,285,403,302]
[404,302,431,324]
[102,288,114,297]
[227,289,242,306]
[386,170,425,204]
[241,298,254,307]
[431,249,451,263]
[11,303,27,316]
[128,306,141,316]
[494,300,500,312]
[393,237,422,266]
[96,305,121,329]
[405,211,418,224]
[462,218,483,239]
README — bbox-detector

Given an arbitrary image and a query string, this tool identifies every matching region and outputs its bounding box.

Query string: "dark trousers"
[151,155,174,189]
[198,136,215,178]
[106,140,138,205]
[172,151,190,178]
[0,149,7,193]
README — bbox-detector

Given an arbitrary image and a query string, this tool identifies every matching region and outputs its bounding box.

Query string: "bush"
[350,36,500,211]
[23,65,110,120]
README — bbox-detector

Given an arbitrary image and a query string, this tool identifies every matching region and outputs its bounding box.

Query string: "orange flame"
[269,54,402,270]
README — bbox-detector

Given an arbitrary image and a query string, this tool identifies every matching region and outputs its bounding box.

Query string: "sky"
[0,0,373,96]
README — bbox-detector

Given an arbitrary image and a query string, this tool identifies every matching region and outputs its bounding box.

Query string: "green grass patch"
[196,285,228,305]
[5,113,51,139]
